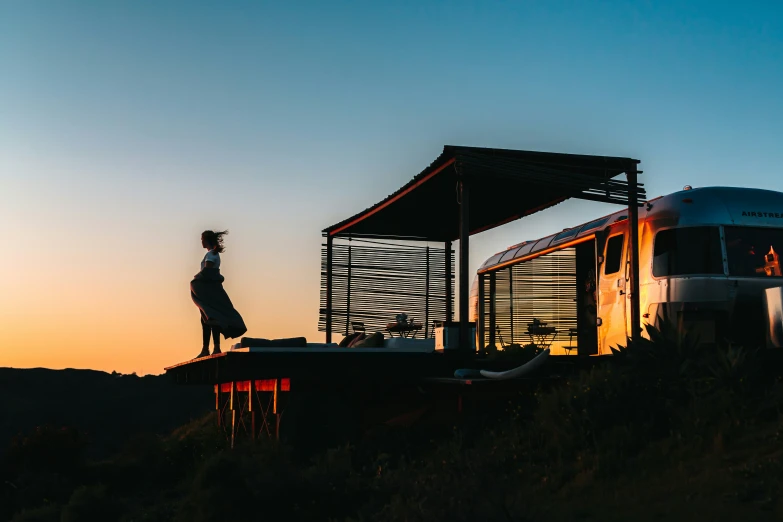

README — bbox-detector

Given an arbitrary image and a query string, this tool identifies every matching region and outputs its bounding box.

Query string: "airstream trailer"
[470,186,783,355]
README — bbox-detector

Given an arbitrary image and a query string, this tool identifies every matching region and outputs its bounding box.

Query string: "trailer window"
[604,234,624,275]
[653,227,723,277]
[725,226,783,277]
[553,227,579,243]
[579,216,610,234]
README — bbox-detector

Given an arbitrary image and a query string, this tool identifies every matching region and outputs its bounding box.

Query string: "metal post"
[489,271,496,348]
[478,273,485,350]
[458,178,471,352]
[445,241,453,322]
[425,246,430,338]
[345,240,351,335]
[627,165,642,344]
[326,235,333,343]
[509,266,514,344]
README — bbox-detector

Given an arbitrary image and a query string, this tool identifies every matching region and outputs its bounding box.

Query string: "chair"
[351,322,365,334]
[565,328,579,355]
[429,320,439,339]
[496,325,506,348]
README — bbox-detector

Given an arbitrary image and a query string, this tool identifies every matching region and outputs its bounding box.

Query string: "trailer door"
[598,231,627,354]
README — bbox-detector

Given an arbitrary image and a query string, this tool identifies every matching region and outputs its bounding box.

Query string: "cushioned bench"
[239,337,307,348]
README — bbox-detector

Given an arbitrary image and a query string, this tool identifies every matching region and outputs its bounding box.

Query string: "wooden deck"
[164,348,603,385]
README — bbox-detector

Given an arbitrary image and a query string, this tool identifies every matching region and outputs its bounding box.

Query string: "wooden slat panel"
[482,248,577,351]
[319,239,455,336]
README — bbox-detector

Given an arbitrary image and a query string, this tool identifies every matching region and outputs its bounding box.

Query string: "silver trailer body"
[764,287,783,348]
[472,187,783,354]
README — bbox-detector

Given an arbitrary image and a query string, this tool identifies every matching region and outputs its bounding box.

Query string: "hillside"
[2,324,783,521]
[0,367,212,459]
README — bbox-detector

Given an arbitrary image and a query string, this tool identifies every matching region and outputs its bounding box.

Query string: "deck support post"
[425,246,430,338]
[509,267,514,343]
[445,241,453,322]
[458,176,471,353]
[489,272,496,348]
[627,165,642,345]
[345,239,351,335]
[326,234,334,343]
[478,273,485,350]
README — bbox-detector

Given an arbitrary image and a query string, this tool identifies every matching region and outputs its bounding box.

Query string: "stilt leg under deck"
[213,379,290,446]
[250,380,256,440]
[230,381,237,449]
[215,385,222,428]
[273,378,280,440]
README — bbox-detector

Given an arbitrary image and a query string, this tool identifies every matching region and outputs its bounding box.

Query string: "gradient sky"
[2,1,783,375]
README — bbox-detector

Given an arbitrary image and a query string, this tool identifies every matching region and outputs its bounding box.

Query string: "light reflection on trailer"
[470,186,783,355]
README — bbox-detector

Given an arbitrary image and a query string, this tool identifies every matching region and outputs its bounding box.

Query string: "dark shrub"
[61,485,122,522]
[9,505,60,522]
[6,426,87,475]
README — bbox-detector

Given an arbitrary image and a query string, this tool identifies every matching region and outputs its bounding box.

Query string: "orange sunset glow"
[5,4,783,522]
[4,1,783,379]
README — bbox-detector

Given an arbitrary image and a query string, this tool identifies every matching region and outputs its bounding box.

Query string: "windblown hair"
[202,230,229,253]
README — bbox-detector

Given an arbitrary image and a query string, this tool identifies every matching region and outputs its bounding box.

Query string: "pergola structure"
[165,145,648,448]
[321,145,645,350]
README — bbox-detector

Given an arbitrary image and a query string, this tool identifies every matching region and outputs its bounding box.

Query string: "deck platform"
[165,348,603,447]
[165,349,460,385]
[164,347,601,385]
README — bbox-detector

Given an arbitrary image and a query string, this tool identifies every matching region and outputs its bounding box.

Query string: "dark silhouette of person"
[191,230,247,358]
[726,237,759,276]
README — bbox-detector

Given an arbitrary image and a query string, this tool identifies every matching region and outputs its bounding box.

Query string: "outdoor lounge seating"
[350,331,384,348]
[240,336,308,348]
[385,321,422,338]
[229,333,434,353]
[351,321,366,334]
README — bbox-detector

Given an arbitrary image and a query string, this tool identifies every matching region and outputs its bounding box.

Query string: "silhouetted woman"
[191,230,247,358]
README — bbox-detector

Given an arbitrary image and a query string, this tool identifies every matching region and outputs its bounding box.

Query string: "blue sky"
[2,1,782,373]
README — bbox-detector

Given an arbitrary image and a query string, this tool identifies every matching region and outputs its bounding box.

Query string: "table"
[386,322,423,338]
[526,326,557,349]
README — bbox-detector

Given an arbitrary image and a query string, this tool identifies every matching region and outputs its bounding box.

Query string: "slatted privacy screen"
[319,239,454,338]
[481,248,577,349]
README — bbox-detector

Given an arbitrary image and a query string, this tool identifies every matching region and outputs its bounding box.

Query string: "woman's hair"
[202,230,228,253]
